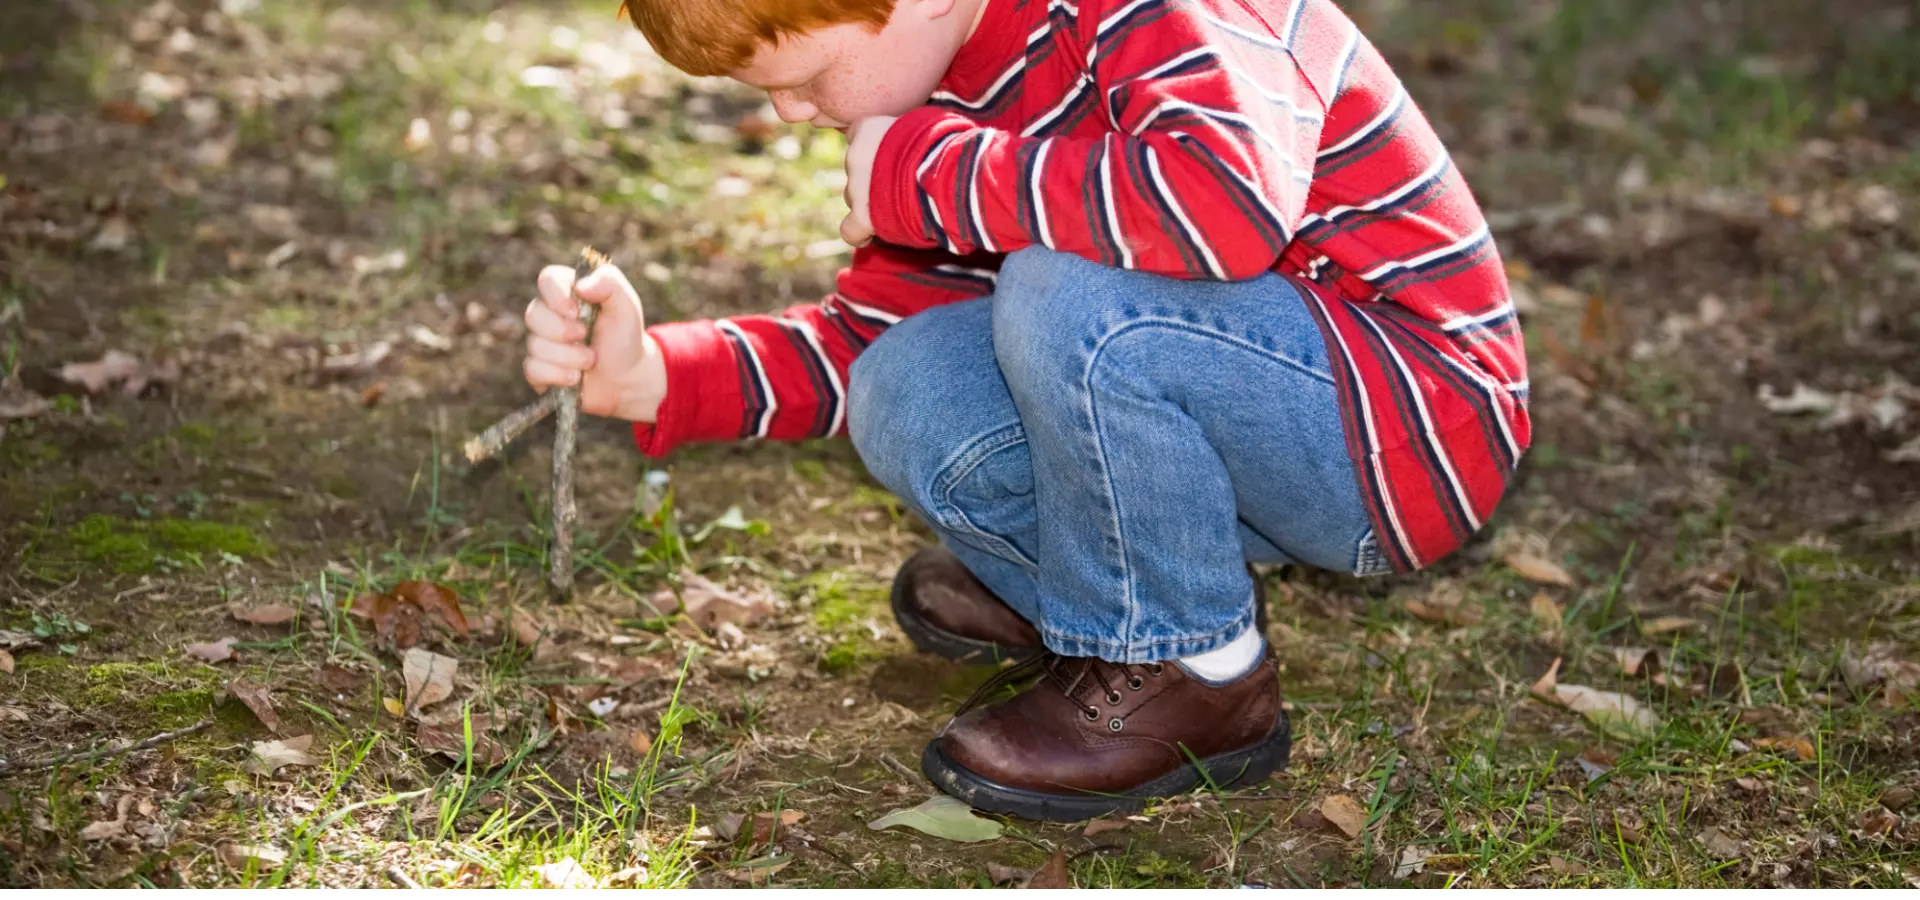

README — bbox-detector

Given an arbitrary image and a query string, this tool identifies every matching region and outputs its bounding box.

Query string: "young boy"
[523,0,1529,821]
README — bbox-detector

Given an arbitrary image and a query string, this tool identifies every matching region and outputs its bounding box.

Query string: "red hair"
[618,0,895,77]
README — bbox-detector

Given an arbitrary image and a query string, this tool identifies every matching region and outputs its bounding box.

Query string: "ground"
[2,0,1917,889]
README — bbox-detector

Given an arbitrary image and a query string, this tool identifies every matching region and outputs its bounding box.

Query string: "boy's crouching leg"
[846,298,1050,660]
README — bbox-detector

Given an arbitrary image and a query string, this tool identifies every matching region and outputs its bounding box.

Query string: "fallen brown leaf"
[1548,855,1589,876]
[1612,647,1657,677]
[400,647,458,715]
[674,572,776,631]
[80,797,133,841]
[1882,785,1915,812]
[1858,808,1899,837]
[1082,816,1131,837]
[1531,659,1660,737]
[218,843,287,872]
[0,649,12,674]
[415,717,510,769]
[184,637,240,663]
[315,664,363,693]
[0,387,50,422]
[1640,616,1701,636]
[1699,827,1747,860]
[533,857,596,889]
[715,809,805,850]
[0,706,29,722]
[988,862,1037,886]
[1506,552,1575,587]
[99,99,155,125]
[1024,848,1070,889]
[1530,593,1564,644]
[244,735,317,776]
[393,581,468,638]
[626,727,652,755]
[1705,661,1744,701]
[59,350,144,394]
[1753,736,1816,762]
[1838,641,1920,707]
[1320,794,1368,839]
[319,341,392,377]
[510,608,548,648]
[225,678,280,732]
[230,603,298,626]
[722,857,791,886]
[383,697,405,716]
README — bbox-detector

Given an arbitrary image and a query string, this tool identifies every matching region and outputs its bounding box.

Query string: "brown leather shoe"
[891,546,1275,667]
[920,654,1290,821]
[890,546,1044,665]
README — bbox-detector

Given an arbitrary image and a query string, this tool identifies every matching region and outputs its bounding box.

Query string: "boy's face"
[730,0,974,129]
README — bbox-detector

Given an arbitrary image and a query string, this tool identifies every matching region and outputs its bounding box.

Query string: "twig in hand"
[463,392,560,464]
[0,720,211,776]
[549,246,609,602]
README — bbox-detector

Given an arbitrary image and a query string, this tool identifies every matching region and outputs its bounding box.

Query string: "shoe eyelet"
[1147,663,1165,677]
[1083,706,1099,721]
[1106,690,1123,706]
[1127,676,1144,691]
[1107,717,1124,733]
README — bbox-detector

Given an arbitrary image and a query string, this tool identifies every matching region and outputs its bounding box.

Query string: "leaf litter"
[1320,794,1368,839]
[184,637,240,663]
[225,678,280,732]
[400,647,458,715]
[244,735,317,776]
[1530,658,1661,738]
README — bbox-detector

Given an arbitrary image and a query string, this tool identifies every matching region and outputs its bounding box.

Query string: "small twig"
[878,752,927,788]
[549,247,608,604]
[385,865,423,889]
[462,392,560,464]
[0,720,211,776]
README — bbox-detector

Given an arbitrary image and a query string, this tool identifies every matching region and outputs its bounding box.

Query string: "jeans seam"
[1080,318,1336,652]
[929,423,1038,570]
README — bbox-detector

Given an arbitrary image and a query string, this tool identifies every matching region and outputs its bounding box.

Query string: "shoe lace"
[951,653,1167,724]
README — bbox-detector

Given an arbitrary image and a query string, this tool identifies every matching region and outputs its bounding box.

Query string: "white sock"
[1178,626,1264,682]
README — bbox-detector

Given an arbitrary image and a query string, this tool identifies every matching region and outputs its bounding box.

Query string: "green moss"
[806,573,889,675]
[82,661,215,707]
[64,514,271,574]
[174,422,218,448]
[2,438,60,470]
[151,689,217,728]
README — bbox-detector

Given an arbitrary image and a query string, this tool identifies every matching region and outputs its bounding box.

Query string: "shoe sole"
[889,560,1044,666]
[890,560,1273,667]
[918,714,1291,822]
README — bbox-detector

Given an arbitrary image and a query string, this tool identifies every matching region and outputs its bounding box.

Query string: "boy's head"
[619,0,981,128]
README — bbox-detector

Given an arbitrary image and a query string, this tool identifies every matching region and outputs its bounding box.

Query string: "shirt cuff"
[630,319,742,458]
[868,107,953,249]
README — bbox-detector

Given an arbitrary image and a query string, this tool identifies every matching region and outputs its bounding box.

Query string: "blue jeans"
[848,247,1386,663]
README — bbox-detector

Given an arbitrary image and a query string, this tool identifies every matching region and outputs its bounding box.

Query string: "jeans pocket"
[930,426,1040,570]
[1353,528,1393,578]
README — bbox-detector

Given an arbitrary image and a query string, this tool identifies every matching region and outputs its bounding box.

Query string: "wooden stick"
[0,720,211,776]
[549,247,609,602]
[463,392,559,464]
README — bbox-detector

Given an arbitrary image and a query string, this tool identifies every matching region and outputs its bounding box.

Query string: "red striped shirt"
[637,0,1530,571]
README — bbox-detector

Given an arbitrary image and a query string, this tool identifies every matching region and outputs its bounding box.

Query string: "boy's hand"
[840,115,897,248]
[524,263,668,423]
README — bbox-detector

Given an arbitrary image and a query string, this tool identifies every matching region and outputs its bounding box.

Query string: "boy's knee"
[992,247,1133,382]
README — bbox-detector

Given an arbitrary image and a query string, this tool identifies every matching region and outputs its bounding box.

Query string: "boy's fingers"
[528,334,595,371]
[524,358,582,389]
[524,299,587,343]
[536,265,580,316]
[572,264,636,305]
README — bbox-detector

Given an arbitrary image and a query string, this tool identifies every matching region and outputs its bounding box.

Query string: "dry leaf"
[1507,552,1575,587]
[1753,736,1816,762]
[509,608,547,648]
[1857,808,1899,837]
[675,572,776,631]
[1705,661,1744,701]
[230,603,298,626]
[1025,848,1070,889]
[1549,855,1589,876]
[1530,593,1564,642]
[626,728,653,755]
[392,581,468,637]
[0,649,13,674]
[1613,647,1657,676]
[80,797,133,841]
[59,350,145,394]
[1699,827,1747,860]
[534,857,597,889]
[382,697,405,716]
[218,842,287,871]
[868,795,1004,842]
[715,810,805,849]
[99,99,155,125]
[1881,786,1915,812]
[415,717,510,768]
[185,637,240,663]
[1575,747,1614,782]
[320,341,392,377]
[1082,816,1130,837]
[1554,685,1661,737]
[225,678,280,733]
[1394,846,1432,878]
[1531,657,1564,696]
[1838,642,1920,707]
[0,706,29,722]
[400,648,458,714]
[1640,616,1701,636]
[315,664,363,694]
[244,735,317,776]
[988,862,1037,886]
[723,857,792,886]
[1320,794,1368,839]
[0,388,50,422]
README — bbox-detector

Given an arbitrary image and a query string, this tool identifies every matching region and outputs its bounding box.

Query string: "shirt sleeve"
[632,243,999,458]
[867,0,1328,281]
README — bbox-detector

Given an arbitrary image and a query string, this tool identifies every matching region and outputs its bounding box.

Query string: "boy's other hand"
[840,115,897,248]
[524,263,668,423]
